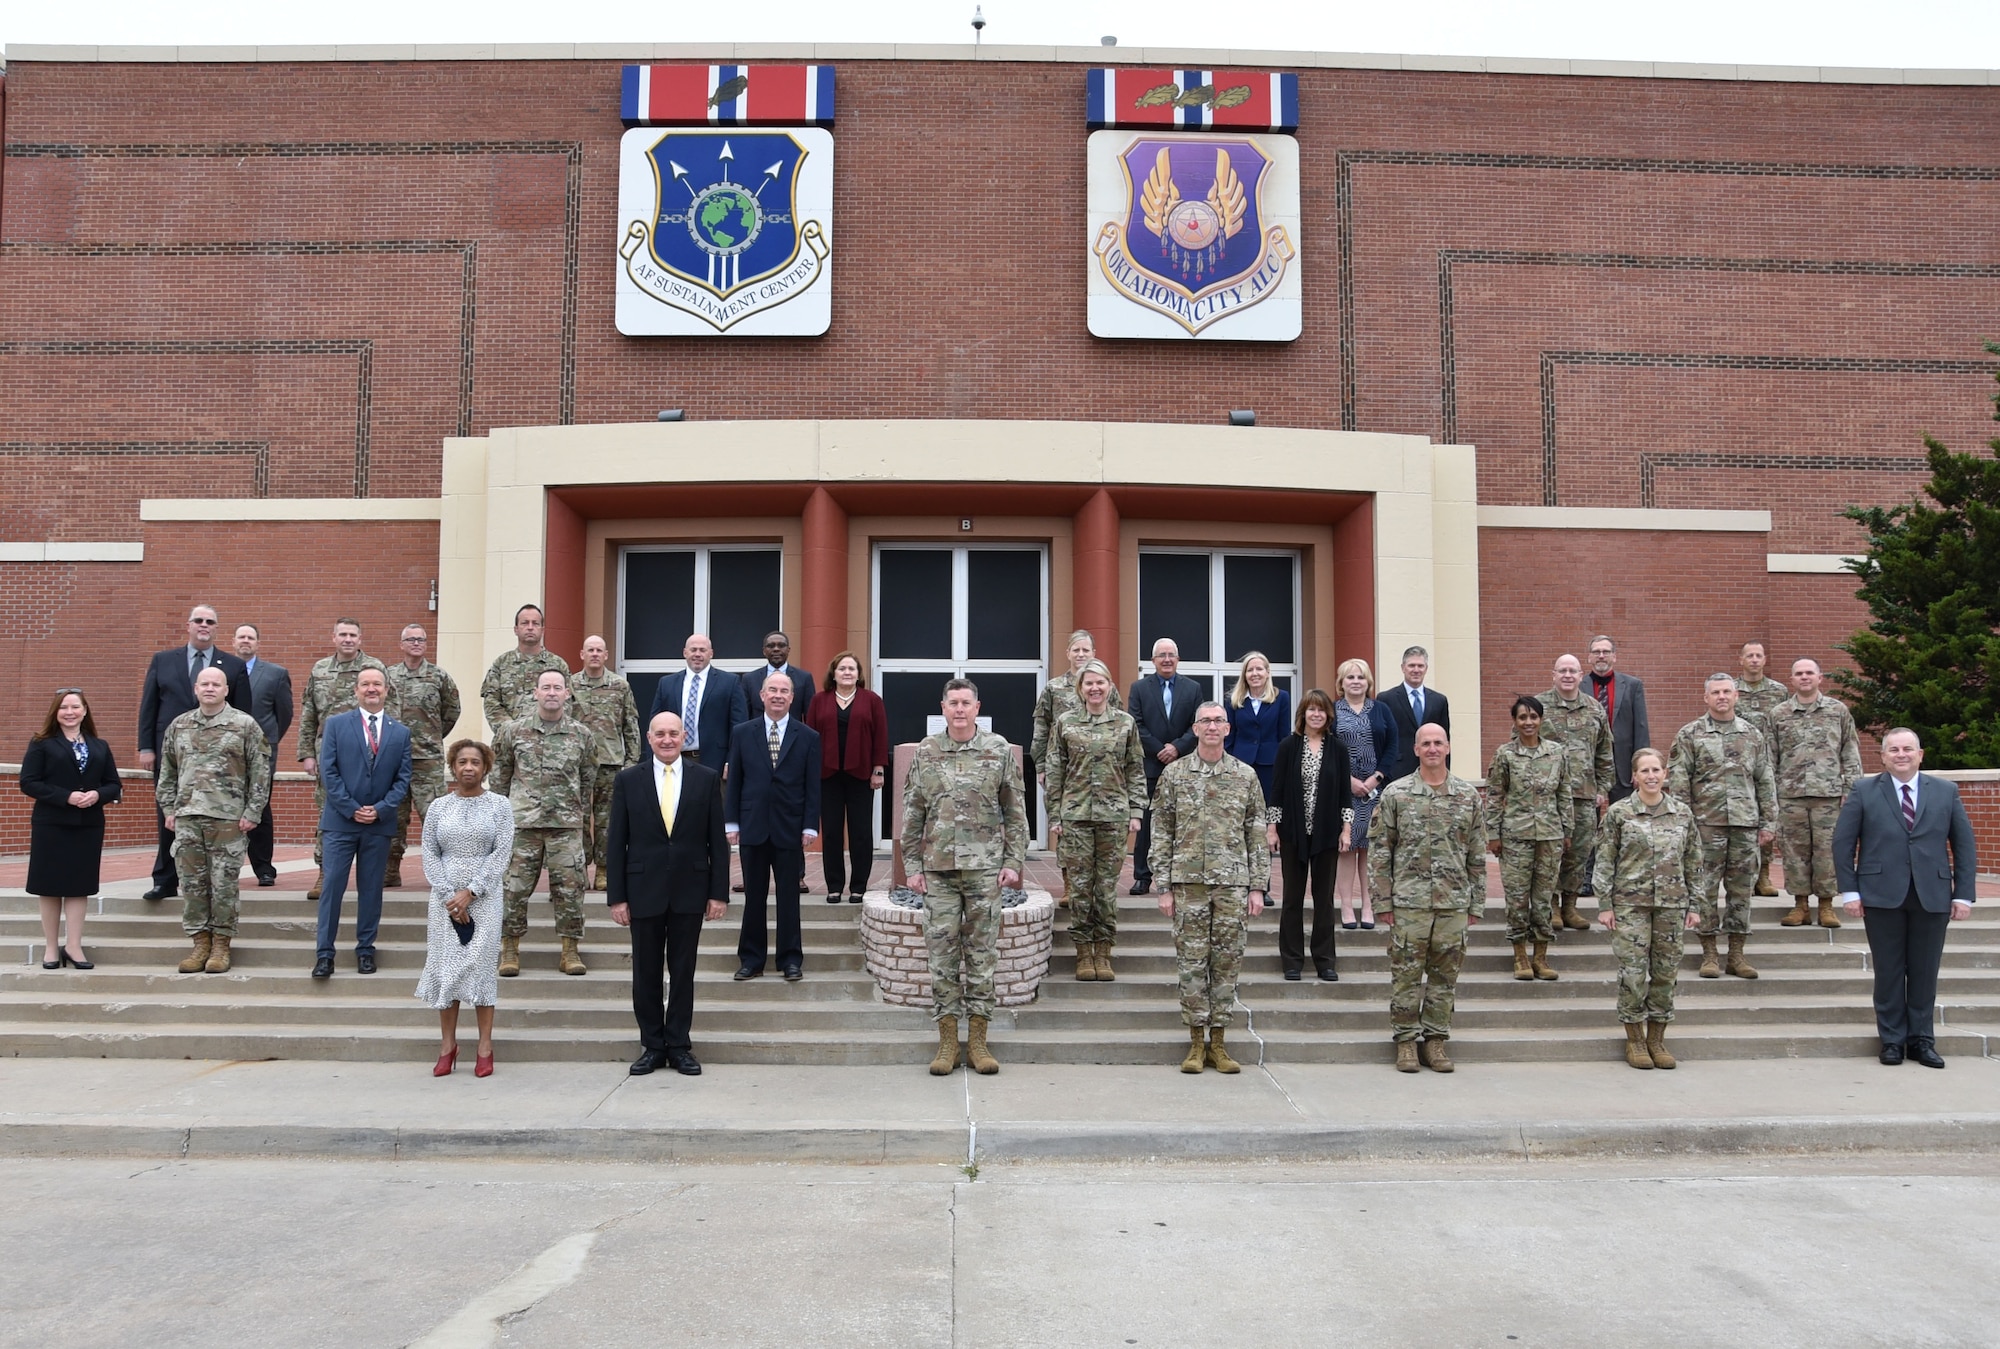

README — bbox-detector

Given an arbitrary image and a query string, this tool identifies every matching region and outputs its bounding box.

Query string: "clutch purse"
[451,914,476,945]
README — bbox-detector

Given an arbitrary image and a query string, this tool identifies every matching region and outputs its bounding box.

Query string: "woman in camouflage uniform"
[1592,747,1704,1070]
[1043,660,1147,982]
[1484,695,1576,983]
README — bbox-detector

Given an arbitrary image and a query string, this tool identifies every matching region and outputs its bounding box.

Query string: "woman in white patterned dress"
[416,739,515,1077]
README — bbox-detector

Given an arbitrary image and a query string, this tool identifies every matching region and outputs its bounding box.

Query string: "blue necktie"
[1411,688,1423,725]
[1161,679,1173,718]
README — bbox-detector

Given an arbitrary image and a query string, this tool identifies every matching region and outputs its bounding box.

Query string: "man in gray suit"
[1834,728,1977,1068]
[235,624,294,887]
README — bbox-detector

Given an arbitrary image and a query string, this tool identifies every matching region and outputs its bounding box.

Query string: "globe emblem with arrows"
[668,140,784,258]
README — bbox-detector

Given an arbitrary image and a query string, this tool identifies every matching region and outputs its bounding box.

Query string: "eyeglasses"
[1194,716,1229,726]
[189,617,218,625]
[55,687,83,696]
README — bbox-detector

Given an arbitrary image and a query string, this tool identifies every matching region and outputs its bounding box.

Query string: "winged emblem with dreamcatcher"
[1140,145,1247,283]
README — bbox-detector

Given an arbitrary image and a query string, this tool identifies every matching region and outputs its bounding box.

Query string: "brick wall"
[2,58,1996,763]
[0,769,321,855]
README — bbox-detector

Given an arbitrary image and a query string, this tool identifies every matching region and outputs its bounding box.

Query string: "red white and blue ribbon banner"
[621,65,836,127]
[1086,69,1298,133]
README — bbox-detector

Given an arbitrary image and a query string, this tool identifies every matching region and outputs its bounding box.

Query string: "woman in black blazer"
[1267,689,1354,981]
[19,688,121,968]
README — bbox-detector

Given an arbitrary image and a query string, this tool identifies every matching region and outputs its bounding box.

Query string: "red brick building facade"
[1,46,1996,773]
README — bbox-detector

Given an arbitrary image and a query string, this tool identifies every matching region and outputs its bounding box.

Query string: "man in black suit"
[234,623,294,886]
[1379,645,1451,782]
[136,604,252,900]
[724,671,822,981]
[1835,727,1977,1068]
[1587,635,1650,804]
[647,633,747,770]
[608,710,730,1076]
[739,630,818,711]
[1127,638,1202,895]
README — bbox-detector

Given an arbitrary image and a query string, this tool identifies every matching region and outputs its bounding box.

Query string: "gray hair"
[1401,645,1429,661]
[1194,700,1228,719]
[1883,726,1921,747]
[1704,672,1738,688]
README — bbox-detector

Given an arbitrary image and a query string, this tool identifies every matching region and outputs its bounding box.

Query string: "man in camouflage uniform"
[1768,657,1863,929]
[1734,641,1790,897]
[159,666,271,975]
[571,634,643,890]
[1591,747,1704,1069]
[297,618,391,901]
[1540,654,1614,933]
[491,669,598,977]
[1029,629,1125,771]
[386,623,461,889]
[1151,701,1269,1075]
[1044,660,1147,982]
[482,603,573,733]
[902,677,1028,1077]
[1371,722,1486,1074]
[1484,695,1575,982]
[1668,674,1777,980]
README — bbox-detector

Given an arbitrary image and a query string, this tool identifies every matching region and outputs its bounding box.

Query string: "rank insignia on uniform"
[616,127,833,336]
[1086,131,1301,340]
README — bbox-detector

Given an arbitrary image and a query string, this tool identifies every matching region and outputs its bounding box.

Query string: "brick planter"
[860,888,1055,1009]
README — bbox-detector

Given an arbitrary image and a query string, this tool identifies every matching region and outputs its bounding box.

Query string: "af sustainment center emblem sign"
[616,126,833,336]
[1087,130,1300,341]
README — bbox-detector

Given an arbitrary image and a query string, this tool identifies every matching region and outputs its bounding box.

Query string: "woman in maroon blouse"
[802,651,889,903]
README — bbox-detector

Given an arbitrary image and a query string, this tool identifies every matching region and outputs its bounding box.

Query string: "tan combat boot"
[203,934,233,974]
[1780,897,1809,926]
[1754,858,1778,898]
[1624,1021,1654,1069]
[929,1015,961,1075]
[177,931,213,974]
[1646,1020,1677,1069]
[966,1016,1000,1074]
[1206,1027,1241,1074]
[1698,934,1721,979]
[1420,1038,1455,1073]
[559,937,587,976]
[1394,1040,1420,1073]
[1095,942,1116,982]
[1725,933,1758,979]
[385,849,404,889]
[498,936,521,978]
[1815,897,1842,929]
[1561,896,1590,930]
[1181,1026,1206,1073]
[1512,941,1533,981]
[1531,940,1558,981]
[1074,940,1097,981]
[307,871,323,903]
[591,871,608,892]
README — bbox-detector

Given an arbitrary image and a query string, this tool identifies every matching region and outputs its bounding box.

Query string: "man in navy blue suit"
[725,671,822,981]
[312,668,412,978]
[740,630,818,710]
[647,633,747,771]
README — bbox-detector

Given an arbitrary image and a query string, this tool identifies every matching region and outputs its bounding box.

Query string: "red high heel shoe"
[433,1046,458,1077]
[473,1049,494,1078]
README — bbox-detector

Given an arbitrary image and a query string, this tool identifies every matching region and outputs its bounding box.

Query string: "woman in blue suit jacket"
[1224,652,1292,802]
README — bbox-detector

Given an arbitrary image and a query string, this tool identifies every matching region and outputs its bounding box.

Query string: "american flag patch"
[1086,69,1298,133]
[620,65,836,127]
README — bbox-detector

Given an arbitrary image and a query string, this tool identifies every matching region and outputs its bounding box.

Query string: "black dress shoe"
[826,891,843,904]
[256,872,277,887]
[782,964,803,982]
[61,951,94,970]
[1341,921,1358,930]
[666,1048,703,1076]
[629,1048,667,1076]
[1283,967,1302,981]
[143,886,176,902]
[356,952,378,974]
[1907,1039,1946,1069]
[1317,967,1339,983]
[1879,1043,1904,1065]
[1129,879,1150,896]
[311,956,334,980]
[733,964,762,981]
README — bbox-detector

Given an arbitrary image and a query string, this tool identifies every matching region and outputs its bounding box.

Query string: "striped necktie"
[1901,783,1916,831]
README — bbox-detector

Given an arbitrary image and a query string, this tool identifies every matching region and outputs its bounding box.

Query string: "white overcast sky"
[2,0,1996,69]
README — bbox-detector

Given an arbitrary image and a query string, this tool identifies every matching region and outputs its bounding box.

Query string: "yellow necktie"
[660,763,677,835]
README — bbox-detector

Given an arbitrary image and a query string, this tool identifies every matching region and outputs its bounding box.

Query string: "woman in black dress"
[19,688,121,968]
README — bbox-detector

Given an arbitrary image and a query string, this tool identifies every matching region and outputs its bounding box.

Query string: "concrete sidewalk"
[2,1052,1995,1166]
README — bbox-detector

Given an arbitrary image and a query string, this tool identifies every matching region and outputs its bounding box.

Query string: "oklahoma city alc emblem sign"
[616,126,834,336]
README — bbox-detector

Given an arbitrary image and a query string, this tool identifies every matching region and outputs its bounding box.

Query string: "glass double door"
[872,545,1048,846]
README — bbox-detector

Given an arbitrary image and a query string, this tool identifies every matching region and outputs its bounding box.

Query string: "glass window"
[966,549,1042,660]
[877,548,954,659]
[619,545,782,678]
[1139,548,1300,704]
